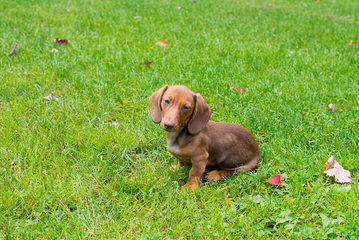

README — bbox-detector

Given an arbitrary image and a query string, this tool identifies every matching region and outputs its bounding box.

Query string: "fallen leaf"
[54,38,68,44]
[143,60,153,68]
[314,1,320,4]
[176,6,181,10]
[325,155,335,170]
[69,6,75,10]
[103,122,119,126]
[350,40,355,46]
[265,170,281,185]
[328,103,334,113]
[51,48,59,53]
[156,40,169,47]
[324,156,352,184]
[9,43,17,55]
[226,82,244,93]
[225,198,233,205]
[43,92,59,101]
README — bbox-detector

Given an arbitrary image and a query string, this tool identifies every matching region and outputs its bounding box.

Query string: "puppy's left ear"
[188,94,211,135]
[149,85,168,123]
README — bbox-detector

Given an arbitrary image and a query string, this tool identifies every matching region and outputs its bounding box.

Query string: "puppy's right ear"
[148,85,168,123]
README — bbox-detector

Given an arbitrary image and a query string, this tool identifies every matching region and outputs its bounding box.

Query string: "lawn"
[0,0,358,238]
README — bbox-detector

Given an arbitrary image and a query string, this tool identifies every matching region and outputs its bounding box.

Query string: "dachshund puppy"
[149,85,259,190]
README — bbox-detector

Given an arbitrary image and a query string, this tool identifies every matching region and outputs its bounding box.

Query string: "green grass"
[1,0,358,238]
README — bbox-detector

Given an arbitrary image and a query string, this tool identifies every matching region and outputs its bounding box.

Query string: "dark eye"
[182,106,190,111]
[164,99,170,105]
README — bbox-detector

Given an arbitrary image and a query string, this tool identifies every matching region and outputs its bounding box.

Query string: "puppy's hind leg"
[205,156,259,182]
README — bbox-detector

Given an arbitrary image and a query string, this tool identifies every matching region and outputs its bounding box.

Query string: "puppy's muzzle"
[162,120,177,131]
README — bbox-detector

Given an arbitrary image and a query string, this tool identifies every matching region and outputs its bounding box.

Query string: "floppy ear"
[148,85,168,123]
[188,93,211,135]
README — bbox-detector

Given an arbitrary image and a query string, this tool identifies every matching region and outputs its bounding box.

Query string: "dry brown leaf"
[143,60,153,68]
[54,38,68,44]
[227,82,244,93]
[156,40,169,47]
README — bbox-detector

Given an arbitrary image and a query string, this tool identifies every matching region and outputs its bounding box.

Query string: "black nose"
[164,121,175,129]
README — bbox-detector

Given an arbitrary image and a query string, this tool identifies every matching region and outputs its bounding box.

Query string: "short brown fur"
[149,85,259,190]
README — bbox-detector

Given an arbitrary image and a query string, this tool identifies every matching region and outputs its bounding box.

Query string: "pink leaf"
[265,170,281,185]
[43,92,59,101]
[103,121,119,126]
[325,156,334,170]
[324,156,352,184]
[10,43,17,55]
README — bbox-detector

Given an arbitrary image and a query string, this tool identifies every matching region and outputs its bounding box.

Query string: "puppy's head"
[149,85,211,135]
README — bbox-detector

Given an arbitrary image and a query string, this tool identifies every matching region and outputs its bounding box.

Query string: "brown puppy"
[149,85,259,190]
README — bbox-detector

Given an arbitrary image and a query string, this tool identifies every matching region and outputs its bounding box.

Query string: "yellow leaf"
[225,198,233,205]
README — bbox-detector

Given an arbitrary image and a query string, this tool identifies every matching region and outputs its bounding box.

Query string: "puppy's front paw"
[183,182,198,190]
[183,176,201,190]
[206,170,223,182]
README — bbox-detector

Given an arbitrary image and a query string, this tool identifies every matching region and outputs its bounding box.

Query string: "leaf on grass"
[103,121,119,126]
[225,198,233,205]
[350,40,356,46]
[43,92,59,101]
[54,38,68,44]
[9,43,17,55]
[324,156,352,184]
[226,82,244,93]
[51,48,59,53]
[265,170,281,185]
[314,1,320,4]
[156,40,169,47]
[328,103,334,113]
[176,6,181,10]
[143,60,153,68]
